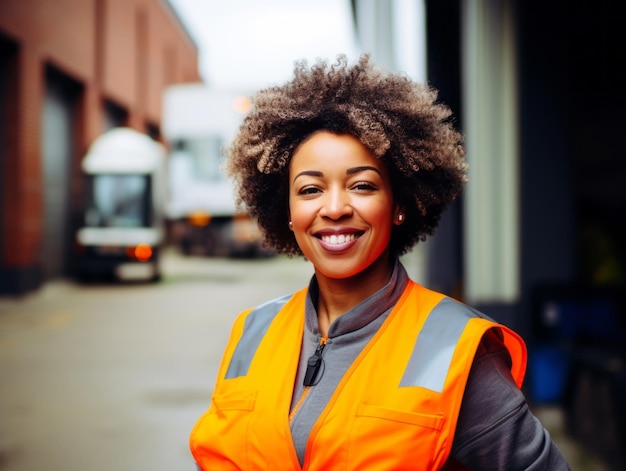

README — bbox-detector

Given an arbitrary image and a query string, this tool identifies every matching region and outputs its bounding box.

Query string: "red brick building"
[0,0,201,295]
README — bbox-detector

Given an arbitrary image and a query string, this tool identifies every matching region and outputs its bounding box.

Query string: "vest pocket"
[212,391,257,412]
[345,404,444,468]
[191,391,258,469]
[356,403,443,429]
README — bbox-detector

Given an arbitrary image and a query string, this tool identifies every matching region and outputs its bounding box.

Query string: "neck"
[314,255,395,336]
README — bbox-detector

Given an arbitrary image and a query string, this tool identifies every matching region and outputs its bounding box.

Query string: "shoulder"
[239,288,308,326]
[406,280,495,324]
[405,284,527,383]
[250,292,295,315]
[407,283,500,339]
[425,289,496,324]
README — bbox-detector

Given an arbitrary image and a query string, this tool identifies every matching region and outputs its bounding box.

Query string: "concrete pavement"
[0,250,312,470]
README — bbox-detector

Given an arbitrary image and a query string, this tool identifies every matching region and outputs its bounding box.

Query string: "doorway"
[41,66,81,279]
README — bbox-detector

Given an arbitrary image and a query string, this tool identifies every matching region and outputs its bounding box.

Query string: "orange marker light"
[188,211,211,227]
[133,244,153,262]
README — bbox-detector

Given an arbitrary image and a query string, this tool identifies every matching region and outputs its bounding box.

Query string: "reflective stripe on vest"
[225,293,292,379]
[401,297,490,392]
[225,293,489,392]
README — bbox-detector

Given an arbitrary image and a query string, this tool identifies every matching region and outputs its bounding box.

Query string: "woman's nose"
[320,188,352,220]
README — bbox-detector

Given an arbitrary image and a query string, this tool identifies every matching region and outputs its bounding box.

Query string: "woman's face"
[288,131,399,281]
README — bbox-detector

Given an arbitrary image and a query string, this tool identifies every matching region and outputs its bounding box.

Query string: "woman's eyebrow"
[293,170,323,183]
[347,166,382,176]
[293,166,381,184]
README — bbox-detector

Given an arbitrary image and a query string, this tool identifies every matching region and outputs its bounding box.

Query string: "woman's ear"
[393,206,406,226]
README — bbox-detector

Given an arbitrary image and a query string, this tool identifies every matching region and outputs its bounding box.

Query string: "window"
[84,174,151,228]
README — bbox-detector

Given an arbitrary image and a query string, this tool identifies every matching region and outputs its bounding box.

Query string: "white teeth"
[322,234,355,245]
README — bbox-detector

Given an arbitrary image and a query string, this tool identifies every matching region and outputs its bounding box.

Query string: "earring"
[288,221,293,229]
[397,214,404,223]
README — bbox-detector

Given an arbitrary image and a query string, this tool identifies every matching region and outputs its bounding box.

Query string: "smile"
[321,233,357,245]
[315,231,363,253]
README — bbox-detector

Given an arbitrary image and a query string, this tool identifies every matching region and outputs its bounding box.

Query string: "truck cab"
[75,127,166,281]
[162,84,269,257]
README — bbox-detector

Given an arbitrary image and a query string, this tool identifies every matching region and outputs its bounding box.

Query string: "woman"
[190,55,570,470]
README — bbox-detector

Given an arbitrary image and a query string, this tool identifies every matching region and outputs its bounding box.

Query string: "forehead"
[290,131,381,171]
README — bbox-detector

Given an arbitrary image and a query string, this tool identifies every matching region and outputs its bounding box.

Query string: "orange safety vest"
[190,280,527,470]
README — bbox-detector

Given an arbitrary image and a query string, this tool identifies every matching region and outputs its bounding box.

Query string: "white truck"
[75,127,166,281]
[161,83,268,257]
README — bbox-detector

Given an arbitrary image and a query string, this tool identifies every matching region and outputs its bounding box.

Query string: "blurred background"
[0,0,624,469]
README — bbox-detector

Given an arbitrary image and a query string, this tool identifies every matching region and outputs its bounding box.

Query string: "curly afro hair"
[225,54,467,257]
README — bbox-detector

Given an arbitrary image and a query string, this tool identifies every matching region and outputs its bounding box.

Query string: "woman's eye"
[352,182,377,191]
[299,186,321,195]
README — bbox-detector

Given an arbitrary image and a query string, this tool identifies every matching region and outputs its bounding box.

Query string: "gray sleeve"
[449,330,571,470]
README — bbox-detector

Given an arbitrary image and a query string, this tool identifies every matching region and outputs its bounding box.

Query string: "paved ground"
[0,248,615,470]
[0,251,312,470]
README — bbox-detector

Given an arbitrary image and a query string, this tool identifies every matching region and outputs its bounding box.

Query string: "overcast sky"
[168,0,361,90]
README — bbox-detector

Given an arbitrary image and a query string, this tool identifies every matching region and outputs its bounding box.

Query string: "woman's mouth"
[321,233,356,245]
[316,231,362,252]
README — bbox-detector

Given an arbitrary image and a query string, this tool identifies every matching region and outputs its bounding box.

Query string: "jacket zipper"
[289,336,328,424]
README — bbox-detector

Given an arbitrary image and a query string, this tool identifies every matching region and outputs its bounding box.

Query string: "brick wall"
[0,0,200,294]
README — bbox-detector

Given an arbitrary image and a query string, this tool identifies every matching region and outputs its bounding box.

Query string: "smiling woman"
[188,55,571,470]
[288,132,398,297]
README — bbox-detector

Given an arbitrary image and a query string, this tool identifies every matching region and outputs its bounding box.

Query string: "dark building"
[352,0,625,466]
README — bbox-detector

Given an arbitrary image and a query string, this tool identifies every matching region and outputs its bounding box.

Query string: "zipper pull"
[303,336,328,387]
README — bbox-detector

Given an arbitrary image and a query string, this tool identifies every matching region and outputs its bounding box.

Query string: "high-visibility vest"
[190,280,527,470]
